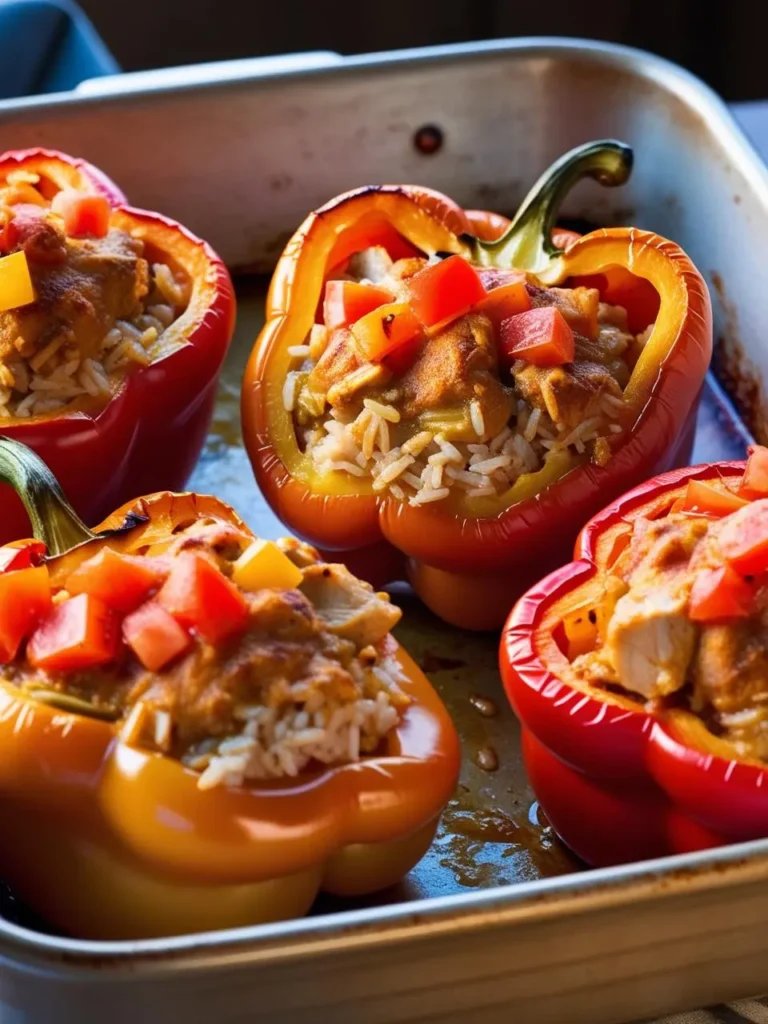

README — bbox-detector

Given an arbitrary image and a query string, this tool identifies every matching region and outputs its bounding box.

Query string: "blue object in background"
[0,0,118,99]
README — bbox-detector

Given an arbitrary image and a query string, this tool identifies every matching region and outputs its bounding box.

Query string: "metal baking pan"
[0,37,767,1024]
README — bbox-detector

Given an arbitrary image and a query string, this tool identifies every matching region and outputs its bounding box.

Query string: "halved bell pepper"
[500,457,768,868]
[0,438,460,940]
[0,148,235,546]
[243,141,712,630]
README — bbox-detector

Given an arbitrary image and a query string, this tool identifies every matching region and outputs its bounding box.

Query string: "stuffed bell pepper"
[0,147,235,544]
[0,438,459,940]
[501,445,768,867]
[243,140,712,630]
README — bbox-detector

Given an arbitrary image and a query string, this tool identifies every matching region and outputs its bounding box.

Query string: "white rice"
[194,649,406,790]
[0,261,188,421]
[305,387,623,506]
[470,399,485,437]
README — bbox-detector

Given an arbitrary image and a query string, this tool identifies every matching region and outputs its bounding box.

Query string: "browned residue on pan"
[711,271,768,444]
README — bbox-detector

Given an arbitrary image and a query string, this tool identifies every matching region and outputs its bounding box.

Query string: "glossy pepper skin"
[0,148,235,546]
[0,441,460,940]
[242,141,712,631]
[499,460,768,869]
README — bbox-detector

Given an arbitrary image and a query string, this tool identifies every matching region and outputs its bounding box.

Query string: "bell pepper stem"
[468,140,633,278]
[0,436,96,556]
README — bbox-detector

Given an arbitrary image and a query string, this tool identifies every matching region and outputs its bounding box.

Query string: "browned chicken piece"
[692,614,768,716]
[399,312,514,437]
[277,536,322,568]
[300,563,401,647]
[308,327,363,395]
[0,210,149,363]
[379,256,429,302]
[600,567,697,699]
[531,286,600,338]
[616,514,710,586]
[513,359,622,431]
[577,514,709,700]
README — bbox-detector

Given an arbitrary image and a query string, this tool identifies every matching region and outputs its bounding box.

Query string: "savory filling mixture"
[286,247,655,505]
[0,521,407,790]
[570,452,768,761]
[0,170,190,418]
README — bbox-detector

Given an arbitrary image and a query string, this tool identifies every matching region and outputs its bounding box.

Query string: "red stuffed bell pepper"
[501,446,768,867]
[0,148,235,544]
[243,141,712,630]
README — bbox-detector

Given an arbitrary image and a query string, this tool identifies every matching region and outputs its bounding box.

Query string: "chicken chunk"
[601,570,697,699]
[513,360,622,431]
[692,614,768,716]
[531,286,600,338]
[0,213,149,363]
[379,256,429,302]
[347,246,394,285]
[307,327,363,395]
[277,536,322,569]
[300,563,401,647]
[399,312,514,437]
[617,515,710,586]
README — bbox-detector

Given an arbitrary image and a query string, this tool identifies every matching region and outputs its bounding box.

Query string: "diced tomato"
[51,189,110,239]
[123,601,192,672]
[407,255,487,329]
[499,307,575,367]
[323,280,394,331]
[158,552,249,645]
[679,480,748,518]
[0,539,46,573]
[0,209,18,253]
[478,278,532,328]
[27,593,117,671]
[738,445,768,500]
[0,566,52,662]
[718,499,768,575]
[689,565,755,622]
[350,302,423,362]
[66,547,167,613]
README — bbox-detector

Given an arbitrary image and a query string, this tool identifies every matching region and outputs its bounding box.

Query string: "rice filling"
[287,251,655,505]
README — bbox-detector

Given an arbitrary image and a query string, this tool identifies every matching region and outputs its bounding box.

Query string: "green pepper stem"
[0,437,96,556]
[468,140,633,277]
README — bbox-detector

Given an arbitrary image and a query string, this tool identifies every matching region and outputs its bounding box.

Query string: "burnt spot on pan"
[419,651,466,673]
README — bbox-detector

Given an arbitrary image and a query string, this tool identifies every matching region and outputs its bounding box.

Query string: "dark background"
[78,0,768,101]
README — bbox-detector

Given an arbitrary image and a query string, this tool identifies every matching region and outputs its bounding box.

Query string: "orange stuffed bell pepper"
[0,437,460,940]
[243,140,712,630]
[0,147,235,546]
[500,446,768,867]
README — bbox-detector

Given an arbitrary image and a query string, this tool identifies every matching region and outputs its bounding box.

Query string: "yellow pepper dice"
[350,302,422,361]
[232,539,304,591]
[563,606,601,659]
[0,250,35,313]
